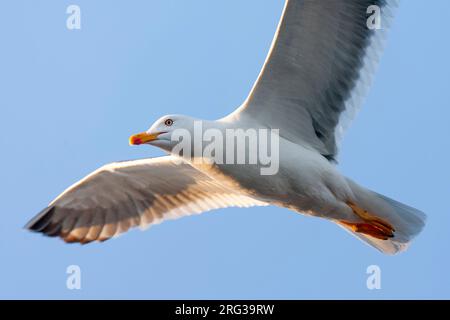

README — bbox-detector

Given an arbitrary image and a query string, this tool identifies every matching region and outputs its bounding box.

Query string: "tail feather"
[342,178,427,255]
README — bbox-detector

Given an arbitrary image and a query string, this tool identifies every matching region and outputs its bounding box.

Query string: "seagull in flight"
[26,0,425,254]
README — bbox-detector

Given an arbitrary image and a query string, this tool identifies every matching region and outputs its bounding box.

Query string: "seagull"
[26,0,426,254]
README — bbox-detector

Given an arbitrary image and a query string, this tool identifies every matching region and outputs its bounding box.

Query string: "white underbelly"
[189,137,347,212]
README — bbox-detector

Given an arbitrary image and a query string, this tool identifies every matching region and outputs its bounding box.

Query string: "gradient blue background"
[1,0,449,299]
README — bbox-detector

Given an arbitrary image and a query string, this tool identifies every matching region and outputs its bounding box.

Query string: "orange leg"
[340,202,395,240]
[339,221,394,240]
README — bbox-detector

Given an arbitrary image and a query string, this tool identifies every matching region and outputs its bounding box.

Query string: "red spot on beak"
[129,135,143,145]
[129,132,160,145]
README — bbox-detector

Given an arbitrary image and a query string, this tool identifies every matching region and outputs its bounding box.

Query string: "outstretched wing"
[231,0,398,160]
[26,156,266,244]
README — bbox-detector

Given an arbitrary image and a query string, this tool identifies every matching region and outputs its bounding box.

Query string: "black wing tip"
[25,206,109,245]
[25,206,66,240]
[25,206,55,232]
[25,206,67,241]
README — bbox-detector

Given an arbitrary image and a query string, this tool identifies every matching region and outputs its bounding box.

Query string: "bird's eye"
[164,119,174,126]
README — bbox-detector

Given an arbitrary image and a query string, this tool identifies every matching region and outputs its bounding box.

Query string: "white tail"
[341,178,427,255]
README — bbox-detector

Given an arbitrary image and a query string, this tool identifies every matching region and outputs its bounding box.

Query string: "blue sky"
[0,0,449,299]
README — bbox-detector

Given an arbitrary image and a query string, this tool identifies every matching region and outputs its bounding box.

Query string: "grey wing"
[232,0,398,160]
[26,156,266,244]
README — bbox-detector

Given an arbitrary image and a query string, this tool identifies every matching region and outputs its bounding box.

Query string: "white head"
[129,114,197,153]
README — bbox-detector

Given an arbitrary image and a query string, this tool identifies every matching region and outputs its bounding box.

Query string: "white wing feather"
[228,0,398,160]
[26,156,267,243]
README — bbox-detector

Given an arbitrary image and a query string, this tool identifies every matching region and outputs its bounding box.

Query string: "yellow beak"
[129,132,160,145]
